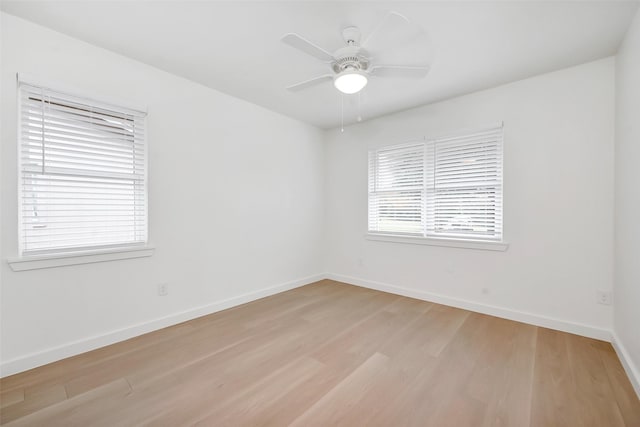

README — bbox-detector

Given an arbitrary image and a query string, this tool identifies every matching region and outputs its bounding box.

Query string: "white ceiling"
[2,1,638,129]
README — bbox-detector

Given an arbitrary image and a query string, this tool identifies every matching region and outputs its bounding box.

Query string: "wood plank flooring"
[1,279,639,426]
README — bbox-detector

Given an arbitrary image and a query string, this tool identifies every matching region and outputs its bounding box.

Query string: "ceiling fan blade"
[281,33,334,62]
[286,74,333,91]
[370,65,430,78]
[362,11,411,51]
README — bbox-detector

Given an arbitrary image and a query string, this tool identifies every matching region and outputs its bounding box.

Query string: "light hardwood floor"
[1,280,639,426]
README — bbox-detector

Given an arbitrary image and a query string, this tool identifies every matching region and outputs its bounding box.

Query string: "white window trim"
[366,233,508,251]
[367,123,506,249]
[7,245,155,271]
[15,74,150,260]
[16,73,147,114]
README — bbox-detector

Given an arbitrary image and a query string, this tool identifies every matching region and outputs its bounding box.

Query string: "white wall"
[0,13,325,375]
[614,8,640,395]
[324,58,615,338]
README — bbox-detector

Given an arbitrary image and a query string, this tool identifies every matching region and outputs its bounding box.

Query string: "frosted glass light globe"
[334,71,368,94]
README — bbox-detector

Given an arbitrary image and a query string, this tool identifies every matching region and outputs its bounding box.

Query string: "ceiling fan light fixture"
[334,70,368,94]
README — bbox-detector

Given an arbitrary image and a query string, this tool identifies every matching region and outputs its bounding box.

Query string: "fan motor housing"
[331,46,369,74]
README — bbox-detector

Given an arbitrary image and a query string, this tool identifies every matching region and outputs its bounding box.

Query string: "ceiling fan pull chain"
[341,94,344,133]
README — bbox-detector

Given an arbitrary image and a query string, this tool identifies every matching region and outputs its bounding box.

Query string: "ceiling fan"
[281,11,431,95]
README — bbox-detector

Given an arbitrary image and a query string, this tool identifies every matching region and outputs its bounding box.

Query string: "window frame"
[367,124,508,251]
[10,75,153,270]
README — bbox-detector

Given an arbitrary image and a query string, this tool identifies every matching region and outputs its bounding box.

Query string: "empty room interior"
[1,0,640,425]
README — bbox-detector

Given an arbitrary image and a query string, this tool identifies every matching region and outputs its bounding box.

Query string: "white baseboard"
[0,273,325,378]
[611,331,640,399]
[326,273,612,342]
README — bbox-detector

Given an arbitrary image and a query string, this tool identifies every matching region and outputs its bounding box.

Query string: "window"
[18,82,148,255]
[368,125,503,242]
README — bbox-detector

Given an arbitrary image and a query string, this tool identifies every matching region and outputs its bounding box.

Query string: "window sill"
[7,245,155,272]
[366,233,509,252]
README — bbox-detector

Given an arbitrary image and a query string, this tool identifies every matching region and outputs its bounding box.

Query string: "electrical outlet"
[596,290,611,305]
[157,283,168,296]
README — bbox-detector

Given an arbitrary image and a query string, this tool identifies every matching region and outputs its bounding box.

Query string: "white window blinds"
[18,82,148,255]
[368,143,425,234]
[369,125,503,242]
